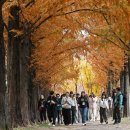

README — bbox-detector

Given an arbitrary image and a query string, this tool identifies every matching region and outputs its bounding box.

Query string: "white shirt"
[99,99,109,109]
[89,97,98,109]
[71,97,77,107]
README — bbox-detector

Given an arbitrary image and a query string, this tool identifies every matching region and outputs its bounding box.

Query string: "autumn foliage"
[3,0,130,90]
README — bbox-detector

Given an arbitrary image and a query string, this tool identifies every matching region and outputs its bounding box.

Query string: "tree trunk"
[19,34,31,126]
[0,1,6,129]
[7,4,22,128]
[127,57,130,116]
[28,83,40,123]
[120,71,124,92]
[124,63,130,116]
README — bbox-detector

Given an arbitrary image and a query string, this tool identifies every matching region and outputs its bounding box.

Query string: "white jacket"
[61,96,72,109]
[89,97,98,109]
[99,99,109,109]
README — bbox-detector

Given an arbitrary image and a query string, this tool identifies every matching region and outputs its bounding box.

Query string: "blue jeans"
[80,107,88,123]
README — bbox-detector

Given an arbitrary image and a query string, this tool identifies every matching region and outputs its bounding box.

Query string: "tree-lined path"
[14,118,130,130]
[0,0,130,130]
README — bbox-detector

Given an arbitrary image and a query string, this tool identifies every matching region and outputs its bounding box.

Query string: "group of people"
[38,87,125,126]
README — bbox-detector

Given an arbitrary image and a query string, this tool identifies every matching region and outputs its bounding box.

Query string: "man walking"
[47,91,57,126]
[113,87,123,124]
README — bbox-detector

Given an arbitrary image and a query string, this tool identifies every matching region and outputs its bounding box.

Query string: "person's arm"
[87,101,89,108]
[106,100,109,110]
[78,97,81,106]
[38,100,40,110]
[54,97,57,105]
[110,98,113,108]
[47,97,51,104]
[44,101,48,108]
[66,98,72,105]
[75,98,78,109]
[61,97,65,105]
[119,94,123,109]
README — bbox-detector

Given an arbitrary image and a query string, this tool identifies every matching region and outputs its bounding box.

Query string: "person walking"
[108,96,113,117]
[112,89,117,121]
[70,92,77,125]
[47,91,57,126]
[113,87,123,124]
[99,93,109,124]
[38,95,47,123]
[56,94,62,124]
[78,91,89,126]
[75,93,81,123]
[89,93,98,121]
[61,92,72,125]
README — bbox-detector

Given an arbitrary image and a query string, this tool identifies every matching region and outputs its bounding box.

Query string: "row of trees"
[0,0,130,129]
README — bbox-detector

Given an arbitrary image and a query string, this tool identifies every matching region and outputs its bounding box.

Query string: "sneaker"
[106,121,108,124]
[84,123,86,126]
[52,124,55,127]
[48,123,52,126]
[113,122,118,125]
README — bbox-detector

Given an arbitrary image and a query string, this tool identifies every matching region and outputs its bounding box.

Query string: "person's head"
[66,92,70,97]
[76,93,80,98]
[112,89,117,96]
[56,93,60,98]
[40,95,44,100]
[101,93,106,99]
[116,87,121,94]
[72,94,76,99]
[70,91,73,97]
[50,91,54,96]
[91,93,95,98]
[81,91,85,97]
[89,94,92,98]
[61,93,65,98]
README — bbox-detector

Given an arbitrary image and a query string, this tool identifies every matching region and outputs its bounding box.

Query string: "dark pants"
[62,108,71,125]
[57,110,62,124]
[40,108,47,121]
[47,107,57,125]
[114,106,121,123]
[100,107,108,123]
[113,106,116,120]
[71,106,76,124]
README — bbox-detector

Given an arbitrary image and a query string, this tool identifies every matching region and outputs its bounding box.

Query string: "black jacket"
[47,96,57,109]
[78,96,89,108]
[38,99,47,110]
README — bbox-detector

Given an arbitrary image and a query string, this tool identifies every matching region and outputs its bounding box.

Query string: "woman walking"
[56,94,62,124]
[78,91,89,126]
[89,93,98,121]
[70,92,78,125]
[38,95,47,123]
[61,92,72,125]
[99,93,109,124]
